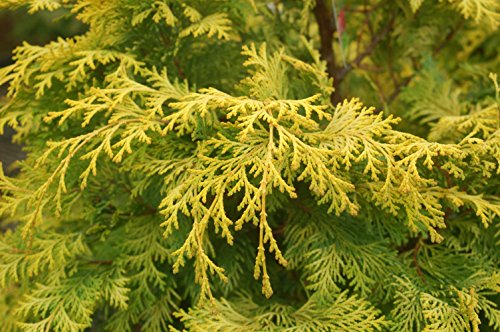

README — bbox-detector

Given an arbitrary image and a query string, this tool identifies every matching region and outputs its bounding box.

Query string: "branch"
[435,162,452,188]
[397,237,426,284]
[121,181,158,215]
[313,0,336,79]
[433,19,464,56]
[388,76,413,104]
[387,20,463,104]
[333,14,396,89]
[85,259,114,265]
[412,239,426,284]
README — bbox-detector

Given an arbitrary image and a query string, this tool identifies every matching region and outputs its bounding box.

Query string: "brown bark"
[313,0,336,84]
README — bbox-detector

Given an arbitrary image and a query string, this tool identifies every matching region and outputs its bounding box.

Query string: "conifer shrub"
[0,1,499,331]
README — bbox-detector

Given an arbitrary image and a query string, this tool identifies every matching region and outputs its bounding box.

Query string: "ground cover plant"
[0,0,499,331]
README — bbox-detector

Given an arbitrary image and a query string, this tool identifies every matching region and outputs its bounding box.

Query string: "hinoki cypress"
[0,1,498,331]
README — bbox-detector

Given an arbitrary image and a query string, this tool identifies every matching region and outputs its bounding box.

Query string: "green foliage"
[0,0,499,331]
[175,293,388,332]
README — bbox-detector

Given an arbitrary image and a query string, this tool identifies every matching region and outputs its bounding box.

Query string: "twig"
[412,239,426,283]
[435,162,452,188]
[85,259,114,265]
[433,19,464,56]
[121,181,158,215]
[158,28,185,80]
[388,20,463,104]
[332,14,396,102]
[9,247,34,254]
[334,15,395,82]
[291,199,312,214]
[387,76,413,104]
[173,59,186,80]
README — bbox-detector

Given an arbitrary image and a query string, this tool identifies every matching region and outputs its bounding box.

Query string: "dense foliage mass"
[0,0,499,331]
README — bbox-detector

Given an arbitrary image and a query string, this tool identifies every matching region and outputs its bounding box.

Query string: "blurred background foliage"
[0,8,83,66]
[0,8,83,172]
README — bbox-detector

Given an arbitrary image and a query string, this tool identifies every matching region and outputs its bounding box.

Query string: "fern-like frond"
[407,0,500,28]
[449,0,500,29]
[180,13,232,40]
[0,0,63,13]
[0,232,90,287]
[401,63,463,126]
[16,269,130,332]
[176,293,387,332]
